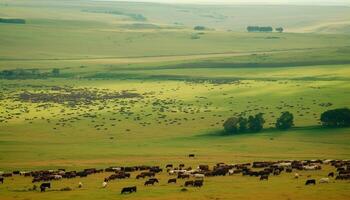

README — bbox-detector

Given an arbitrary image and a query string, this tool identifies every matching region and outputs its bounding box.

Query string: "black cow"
[328,172,334,177]
[194,180,203,187]
[184,180,194,187]
[148,178,159,183]
[178,174,190,179]
[121,186,137,194]
[168,178,176,184]
[260,175,269,180]
[40,183,51,192]
[144,180,156,186]
[2,173,12,177]
[0,177,3,184]
[189,154,195,158]
[305,179,316,185]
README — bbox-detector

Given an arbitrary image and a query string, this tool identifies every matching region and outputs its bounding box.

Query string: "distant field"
[0,0,350,200]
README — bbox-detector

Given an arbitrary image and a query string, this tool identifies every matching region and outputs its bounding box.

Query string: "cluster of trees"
[223,113,267,134]
[223,108,350,135]
[223,111,294,134]
[321,108,350,127]
[0,18,26,24]
[0,68,60,79]
[247,26,284,33]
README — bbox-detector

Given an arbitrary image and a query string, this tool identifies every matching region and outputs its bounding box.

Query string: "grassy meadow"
[0,0,350,199]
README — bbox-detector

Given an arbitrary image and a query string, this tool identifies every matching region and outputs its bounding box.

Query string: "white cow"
[228,169,235,175]
[294,173,300,179]
[319,178,330,183]
[277,162,292,167]
[54,175,62,180]
[193,174,205,179]
[303,165,321,170]
[102,181,108,188]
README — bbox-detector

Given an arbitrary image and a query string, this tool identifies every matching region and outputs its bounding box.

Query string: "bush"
[275,111,294,130]
[320,108,350,127]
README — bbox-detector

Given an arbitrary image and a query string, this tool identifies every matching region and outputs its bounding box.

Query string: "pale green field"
[0,1,350,200]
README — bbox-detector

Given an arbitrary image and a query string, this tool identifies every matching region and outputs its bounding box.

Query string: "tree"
[194,26,206,31]
[320,108,350,127]
[223,117,239,134]
[238,117,248,133]
[275,111,294,130]
[248,113,265,132]
[275,27,284,33]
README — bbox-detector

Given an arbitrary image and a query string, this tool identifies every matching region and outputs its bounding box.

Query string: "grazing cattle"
[40,183,51,192]
[328,172,334,177]
[260,175,268,181]
[149,167,162,173]
[178,174,190,179]
[212,168,227,176]
[228,169,235,175]
[198,165,209,171]
[168,178,176,184]
[286,168,293,173]
[144,180,156,186]
[336,174,350,180]
[32,177,42,183]
[273,169,281,176]
[194,174,205,179]
[148,178,159,183]
[189,154,195,158]
[303,165,321,170]
[78,182,83,188]
[121,186,137,194]
[166,164,173,168]
[140,172,155,178]
[136,174,145,179]
[54,175,62,180]
[2,173,12,177]
[319,178,329,183]
[0,177,3,184]
[194,180,203,187]
[102,181,108,188]
[179,164,185,168]
[305,179,316,185]
[294,173,300,179]
[184,180,194,187]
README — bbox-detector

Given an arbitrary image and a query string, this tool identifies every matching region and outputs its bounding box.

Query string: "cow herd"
[0,159,349,195]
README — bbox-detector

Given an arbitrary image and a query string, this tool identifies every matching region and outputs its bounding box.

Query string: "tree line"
[0,18,26,24]
[223,108,350,134]
[0,68,60,79]
[247,26,284,33]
